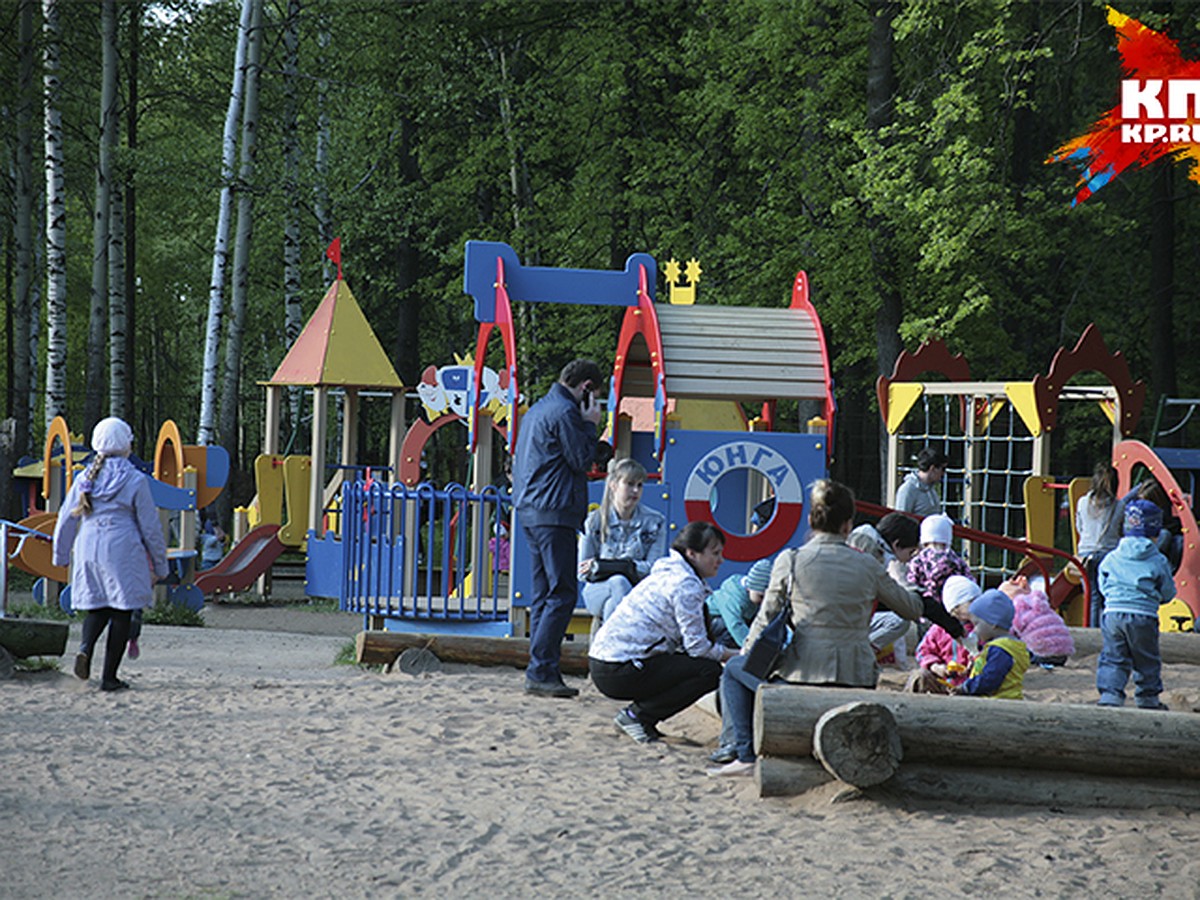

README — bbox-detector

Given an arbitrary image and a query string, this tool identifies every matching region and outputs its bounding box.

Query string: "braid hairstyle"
[598,457,647,544]
[72,453,107,517]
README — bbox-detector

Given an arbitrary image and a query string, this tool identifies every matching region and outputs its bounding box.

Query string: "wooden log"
[356,630,591,675]
[812,702,902,788]
[757,757,1200,811]
[1067,626,1200,664]
[755,685,1200,780]
[0,646,12,679]
[0,618,68,660]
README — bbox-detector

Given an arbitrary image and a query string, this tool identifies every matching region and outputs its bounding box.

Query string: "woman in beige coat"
[707,480,923,776]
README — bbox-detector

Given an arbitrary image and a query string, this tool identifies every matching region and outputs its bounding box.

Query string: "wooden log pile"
[752,684,1200,809]
[0,618,68,678]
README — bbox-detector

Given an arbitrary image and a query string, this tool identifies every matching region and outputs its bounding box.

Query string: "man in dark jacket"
[513,358,604,697]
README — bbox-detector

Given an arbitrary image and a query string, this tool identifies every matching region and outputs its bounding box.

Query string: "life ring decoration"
[683,439,804,561]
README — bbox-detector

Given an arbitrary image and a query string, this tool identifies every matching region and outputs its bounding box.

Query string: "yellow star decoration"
[664,258,681,285]
[684,258,702,284]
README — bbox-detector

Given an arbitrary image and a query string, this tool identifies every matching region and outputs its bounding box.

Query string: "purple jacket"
[53,457,169,611]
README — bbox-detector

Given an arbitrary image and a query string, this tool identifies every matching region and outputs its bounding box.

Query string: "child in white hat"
[907,513,972,611]
[52,417,169,692]
[907,574,980,693]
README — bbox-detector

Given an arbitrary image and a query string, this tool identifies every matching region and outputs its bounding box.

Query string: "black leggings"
[80,608,133,684]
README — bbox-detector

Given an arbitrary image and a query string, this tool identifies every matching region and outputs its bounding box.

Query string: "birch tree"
[12,0,36,458]
[85,0,119,432]
[217,0,262,477]
[197,0,254,446]
[314,13,333,286]
[282,0,303,434]
[43,0,67,432]
[108,175,126,419]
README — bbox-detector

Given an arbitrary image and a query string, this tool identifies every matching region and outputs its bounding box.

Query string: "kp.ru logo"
[1047,6,1200,205]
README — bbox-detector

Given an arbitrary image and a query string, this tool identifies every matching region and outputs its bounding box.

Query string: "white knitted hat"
[942,574,980,613]
[920,513,953,546]
[91,417,133,455]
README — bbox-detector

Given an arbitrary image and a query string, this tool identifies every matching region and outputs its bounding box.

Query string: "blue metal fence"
[339,480,511,633]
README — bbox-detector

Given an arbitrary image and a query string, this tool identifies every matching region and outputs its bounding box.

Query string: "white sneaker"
[706,759,755,777]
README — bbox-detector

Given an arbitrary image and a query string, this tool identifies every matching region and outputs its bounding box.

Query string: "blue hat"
[969,589,1014,631]
[1124,499,1163,538]
[742,557,774,593]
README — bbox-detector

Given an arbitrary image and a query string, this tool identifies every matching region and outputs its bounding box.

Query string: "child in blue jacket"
[1096,499,1176,710]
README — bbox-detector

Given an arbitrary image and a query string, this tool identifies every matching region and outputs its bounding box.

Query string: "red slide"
[194,524,287,597]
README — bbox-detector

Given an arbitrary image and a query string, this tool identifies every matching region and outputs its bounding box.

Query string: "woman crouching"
[710,480,924,776]
[589,521,737,743]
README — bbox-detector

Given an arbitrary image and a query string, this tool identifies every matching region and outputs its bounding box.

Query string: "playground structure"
[878,327,1200,629]
[2,416,230,616]
[306,240,836,636]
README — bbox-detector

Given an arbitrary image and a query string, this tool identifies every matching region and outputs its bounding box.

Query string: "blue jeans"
[581,575,633,625]
[719,654,766,763]
[521,522,580,684]
[1096,611,1163,707]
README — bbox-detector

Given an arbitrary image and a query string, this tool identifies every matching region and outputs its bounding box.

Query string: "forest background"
[2,0,1199,528]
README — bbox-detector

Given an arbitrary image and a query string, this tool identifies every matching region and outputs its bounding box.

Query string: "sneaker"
[74,652,91,681]
[613,707,657,743]
[1138,701,1170,711]
[708,746,738,765]
[524,678,579,699]
[127,639,140,661]
[706,759,755,777]
[100,678,130,692]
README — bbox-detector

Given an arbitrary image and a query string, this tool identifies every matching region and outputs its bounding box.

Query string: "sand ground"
[2,605,1199,899]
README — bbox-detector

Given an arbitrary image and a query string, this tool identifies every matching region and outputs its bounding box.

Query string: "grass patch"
[14,656,60,673]
[4,599,72,621]
[142,598,205,628]
[334,638,381,671]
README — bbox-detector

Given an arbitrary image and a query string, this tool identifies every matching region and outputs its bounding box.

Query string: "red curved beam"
[1033,323,1145,436]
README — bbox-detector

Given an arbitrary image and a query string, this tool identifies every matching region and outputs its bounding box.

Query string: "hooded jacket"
[1098,536,1176,618]
[53,456,169,611]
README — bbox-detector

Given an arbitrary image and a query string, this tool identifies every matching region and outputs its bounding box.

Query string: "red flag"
[326,237,343,280]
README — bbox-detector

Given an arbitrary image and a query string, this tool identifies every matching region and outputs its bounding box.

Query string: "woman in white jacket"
[589,521,736,744]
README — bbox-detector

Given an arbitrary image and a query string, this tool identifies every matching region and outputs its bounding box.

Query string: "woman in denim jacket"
[579,458,667,628]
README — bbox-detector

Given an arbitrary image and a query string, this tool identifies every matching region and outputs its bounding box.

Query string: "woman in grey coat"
[53,417,169,692]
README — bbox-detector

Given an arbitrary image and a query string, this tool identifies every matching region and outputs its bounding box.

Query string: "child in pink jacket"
[907,575,979,693]
[1001,575,1075,666]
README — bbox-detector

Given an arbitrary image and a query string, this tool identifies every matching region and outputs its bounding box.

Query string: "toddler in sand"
[907,575,979,693]
[953,589,1030,699]
[1001,575,1074,667]
[1096,499,1175,710]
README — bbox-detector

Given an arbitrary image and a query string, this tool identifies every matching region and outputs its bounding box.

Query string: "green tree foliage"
[3,0,1199,502]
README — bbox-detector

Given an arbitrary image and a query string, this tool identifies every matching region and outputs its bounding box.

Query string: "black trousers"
[590,653,722,725]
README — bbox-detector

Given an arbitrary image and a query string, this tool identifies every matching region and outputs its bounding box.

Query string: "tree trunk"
[1067,627,1200,665]
[866,0,902,493]
[123,0,140,427]
[314,16,333,287]
[282,0,303,442]
[85,0,120,432]
[811,701,902,787]
[198,0,254,446]
[756,757,1200,810]
[0,617,69,660]
[356,630,590,675]
[1149,162,1176,396]
[755,685,1200,780]
[393,114,421,386]
[217,0,263,515]
[42,0,68,433]
[13,0,36,459]
[108,176,127,419]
